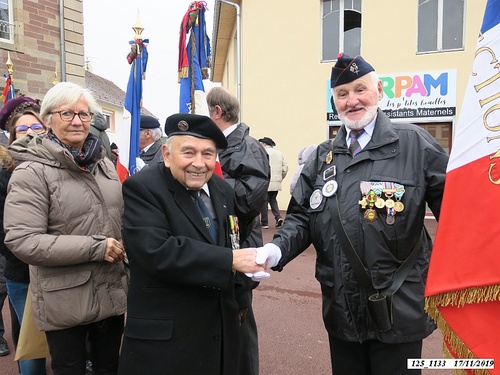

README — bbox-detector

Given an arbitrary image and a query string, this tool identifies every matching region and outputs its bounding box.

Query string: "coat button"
[213,335,220,341]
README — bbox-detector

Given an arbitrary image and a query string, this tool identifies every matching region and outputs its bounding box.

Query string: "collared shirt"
[189,184,216,218]
[141,141,155,154]
[200,183,211,197]
[345,115,377,151]
[223,123,238,137]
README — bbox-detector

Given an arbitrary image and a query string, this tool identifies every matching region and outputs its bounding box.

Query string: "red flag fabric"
[178,1,222,178]
[425,1,500,373]
[1,75,13,104]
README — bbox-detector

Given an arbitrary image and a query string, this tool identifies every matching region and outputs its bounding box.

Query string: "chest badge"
[310,189,323,209]
[322,180,338,197]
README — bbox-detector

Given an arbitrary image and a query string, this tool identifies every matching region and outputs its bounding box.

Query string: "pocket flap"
[41,270,92,292]
[124,316,174,340]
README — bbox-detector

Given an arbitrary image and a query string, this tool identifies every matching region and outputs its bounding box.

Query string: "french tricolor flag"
[425,0,500,371]
[117,38,148,183]
[178,2,223,178]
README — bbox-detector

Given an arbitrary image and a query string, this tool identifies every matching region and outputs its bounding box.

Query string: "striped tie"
[190,190,218,244]
[349,129,365,156]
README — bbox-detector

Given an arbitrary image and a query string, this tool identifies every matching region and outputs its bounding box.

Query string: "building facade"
[0,0,85,99]
[211,0,487,207]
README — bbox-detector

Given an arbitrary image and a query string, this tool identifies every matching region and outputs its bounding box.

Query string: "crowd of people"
[0,52,448,375]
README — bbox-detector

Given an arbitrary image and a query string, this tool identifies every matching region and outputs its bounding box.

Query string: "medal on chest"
[359,181,405,224]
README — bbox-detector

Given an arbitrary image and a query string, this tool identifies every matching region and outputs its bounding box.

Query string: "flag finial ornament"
[1,52,15,104]
[6,52,13,77]
[132,9,144,40]
[53,64,59,85]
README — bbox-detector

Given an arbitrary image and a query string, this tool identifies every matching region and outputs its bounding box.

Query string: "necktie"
[349,129,365,156]
[190,190,218,244]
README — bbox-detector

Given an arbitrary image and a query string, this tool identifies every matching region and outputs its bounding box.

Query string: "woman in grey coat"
[4,82,128,375]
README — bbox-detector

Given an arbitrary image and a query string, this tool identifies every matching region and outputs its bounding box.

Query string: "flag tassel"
[426,287,500,375]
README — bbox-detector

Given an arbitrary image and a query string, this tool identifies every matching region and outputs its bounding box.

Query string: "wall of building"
[361,0,485,118]
[0,0,85,100]
[218,0,330,208]
[215,0,487,208]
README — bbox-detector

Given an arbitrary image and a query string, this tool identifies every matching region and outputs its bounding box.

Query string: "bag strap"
[384,234,422,296]
[327,141,421,295]
[331,194,375,292]
[331,192,422,295]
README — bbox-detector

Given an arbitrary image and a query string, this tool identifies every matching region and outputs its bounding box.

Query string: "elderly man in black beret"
[118,113,265,375]
[138,114,163,165]
[255,53,449,375]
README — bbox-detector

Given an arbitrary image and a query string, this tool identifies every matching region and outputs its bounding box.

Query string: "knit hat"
[0,96,41,130]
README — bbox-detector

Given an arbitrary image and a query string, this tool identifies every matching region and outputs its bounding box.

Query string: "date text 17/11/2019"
[407,359,494,369]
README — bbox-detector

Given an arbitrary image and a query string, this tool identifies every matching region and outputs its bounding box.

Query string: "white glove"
[255,243,282,268]
[245,271,271,282]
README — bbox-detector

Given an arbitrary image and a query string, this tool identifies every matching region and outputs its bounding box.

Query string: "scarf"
[47,130,102,171]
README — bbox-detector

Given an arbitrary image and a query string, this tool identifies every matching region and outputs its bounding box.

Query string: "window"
[418,0,464,53]
[0,0,13,42]
[322,0,362,61]
[102,110,115,132]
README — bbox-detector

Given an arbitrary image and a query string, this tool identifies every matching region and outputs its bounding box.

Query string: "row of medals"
[359,184,405,224]
[319,157,405,225]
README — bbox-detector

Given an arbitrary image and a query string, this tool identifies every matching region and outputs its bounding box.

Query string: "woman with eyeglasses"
[0,95,48,374]
[3,82,128,375]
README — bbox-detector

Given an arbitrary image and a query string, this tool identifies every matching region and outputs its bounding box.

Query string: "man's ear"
[162,144,170,167]
[213,105,223,119]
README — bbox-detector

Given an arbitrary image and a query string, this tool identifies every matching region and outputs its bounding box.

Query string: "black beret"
[330,53,375,88]
[165,113,227,149]
[258,137,276,147]
[140,115,161,129]
[0,96,40,130]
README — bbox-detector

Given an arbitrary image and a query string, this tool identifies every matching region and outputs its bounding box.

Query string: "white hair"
[40,82,101,124]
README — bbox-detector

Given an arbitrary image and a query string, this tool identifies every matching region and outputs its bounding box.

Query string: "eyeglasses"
[50,110,94,123]
[14,124,45,134]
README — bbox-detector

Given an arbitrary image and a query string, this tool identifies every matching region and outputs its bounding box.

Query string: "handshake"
[232,244,282,282]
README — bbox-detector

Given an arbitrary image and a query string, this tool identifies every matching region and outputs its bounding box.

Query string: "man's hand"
[232,248,265,274]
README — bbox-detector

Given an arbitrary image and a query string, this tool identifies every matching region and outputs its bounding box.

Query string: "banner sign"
[327,70,457,122]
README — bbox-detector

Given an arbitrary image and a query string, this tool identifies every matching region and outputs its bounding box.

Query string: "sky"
[82,0,216,125]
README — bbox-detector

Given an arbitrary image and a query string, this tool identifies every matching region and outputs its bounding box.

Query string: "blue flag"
[117,39,149,182]
[179,2,211,115]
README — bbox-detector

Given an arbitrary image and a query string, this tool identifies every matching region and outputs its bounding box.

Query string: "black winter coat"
[219,122,270,246]
[272,110,448,344]
[119,163,243,375]
[0,169,30,282]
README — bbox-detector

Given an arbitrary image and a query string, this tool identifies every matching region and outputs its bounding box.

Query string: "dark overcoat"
[140,139,163,166]
[272,109,449,344]
[118,163,241,375]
